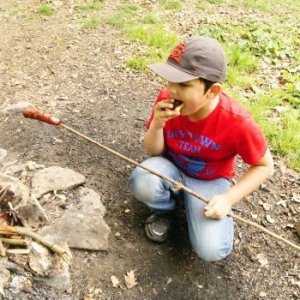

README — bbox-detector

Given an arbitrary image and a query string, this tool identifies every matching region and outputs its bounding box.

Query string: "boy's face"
[167,79,216,117]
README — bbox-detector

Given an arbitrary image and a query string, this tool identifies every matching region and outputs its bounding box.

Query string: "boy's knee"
[130,167,162,204]
[191,239,232,262]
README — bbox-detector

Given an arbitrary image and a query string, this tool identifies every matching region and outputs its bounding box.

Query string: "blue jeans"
[130,156,234,262]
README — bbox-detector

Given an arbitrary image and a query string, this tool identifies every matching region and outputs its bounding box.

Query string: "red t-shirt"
[146,89,268,180]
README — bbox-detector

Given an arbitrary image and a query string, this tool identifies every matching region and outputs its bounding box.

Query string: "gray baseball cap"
[149,36,226,83]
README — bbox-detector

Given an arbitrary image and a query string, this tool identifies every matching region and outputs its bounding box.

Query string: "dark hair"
[201,78,216,93]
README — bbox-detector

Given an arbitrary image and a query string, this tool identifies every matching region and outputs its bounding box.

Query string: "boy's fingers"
[204,198,216,210]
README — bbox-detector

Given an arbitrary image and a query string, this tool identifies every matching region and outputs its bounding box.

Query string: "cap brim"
[149,62,199,83]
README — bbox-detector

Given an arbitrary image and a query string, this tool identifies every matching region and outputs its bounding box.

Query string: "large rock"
[0,149,7,167]
[39,187,110,250]
[31,166,86,198]
[0,258,10,296]
[28,239,72,291]
[14,194,49,229]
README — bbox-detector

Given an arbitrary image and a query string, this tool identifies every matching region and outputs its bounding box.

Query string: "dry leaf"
[124,270,138,289]
[266,215,275,224]
[259,291,267,297]
[276,200,287,207]
[262,203,271,211]
[292,193,300,203]
[53,190,67,201]
[25,160,44,170]
[111,275,120,288]
[257,253,268,267]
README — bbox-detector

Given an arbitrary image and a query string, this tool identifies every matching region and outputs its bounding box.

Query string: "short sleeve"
[236,118,268,165]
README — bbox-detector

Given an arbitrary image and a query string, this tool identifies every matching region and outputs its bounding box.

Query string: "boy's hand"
[151,99,181,129]
[204,195,232,219]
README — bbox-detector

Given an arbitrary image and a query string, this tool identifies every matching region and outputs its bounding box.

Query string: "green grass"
[160,0,182,10]
[103,6,178,70]
[37,5,54,16]
[77,16,101,29]
[243,90,300,171]
[104,0,300,171]
[75,0,102,11]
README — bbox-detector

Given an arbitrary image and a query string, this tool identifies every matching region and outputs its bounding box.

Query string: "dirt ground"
[0,1,299,299]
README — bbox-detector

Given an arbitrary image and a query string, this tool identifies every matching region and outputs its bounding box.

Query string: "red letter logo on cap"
[169,43,185,63]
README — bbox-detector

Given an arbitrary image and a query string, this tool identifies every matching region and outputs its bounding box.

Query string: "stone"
[39,187,110,250]
[29,238,72,291]
[0,258,10,296]
[14,194,49,229]
[0,149,7,166]
[31,166,86,198]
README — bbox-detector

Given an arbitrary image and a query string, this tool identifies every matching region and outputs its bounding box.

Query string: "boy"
[130,36,273,261]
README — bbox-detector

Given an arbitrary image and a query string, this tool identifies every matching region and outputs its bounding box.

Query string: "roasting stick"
[23,108,300,252]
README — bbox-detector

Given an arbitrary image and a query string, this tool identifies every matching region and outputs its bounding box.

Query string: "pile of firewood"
[0,184,25,256]
[0,184,68,259]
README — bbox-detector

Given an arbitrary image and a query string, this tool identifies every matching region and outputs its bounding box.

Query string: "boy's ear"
[207,83,221,98]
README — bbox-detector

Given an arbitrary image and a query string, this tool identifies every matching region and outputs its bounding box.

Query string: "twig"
[231,213,300,251]
[0,184,10,204]
[31,194,50,223]
[47,64,55,75]
[7,202,18,224]
[6,248,30,255]
[0,237,28,246]
[0,225,69,258]
[0,185,8,195]
[0,239,6,256]
[8,256,40,276]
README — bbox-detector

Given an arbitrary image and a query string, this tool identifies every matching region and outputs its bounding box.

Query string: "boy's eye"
[179,83,188,87]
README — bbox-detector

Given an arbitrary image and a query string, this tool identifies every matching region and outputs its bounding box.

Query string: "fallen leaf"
[111,275,120,288]
[266,215,275,224]
[276,200,287,207]
[167,277,172,285]
[286,223,294,229]
[262,203,271,211]
[257,253,269,267]
[292,193,300,203]
[53,190,67,201]
[25,160,45,171]
[259,291,267,297]
[124,270,138,289]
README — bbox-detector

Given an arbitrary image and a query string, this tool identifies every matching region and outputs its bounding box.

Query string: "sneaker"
[144,213,170,243]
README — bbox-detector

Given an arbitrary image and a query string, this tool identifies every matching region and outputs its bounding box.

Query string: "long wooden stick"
[22,109,300,252]
[60,124,300,252]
